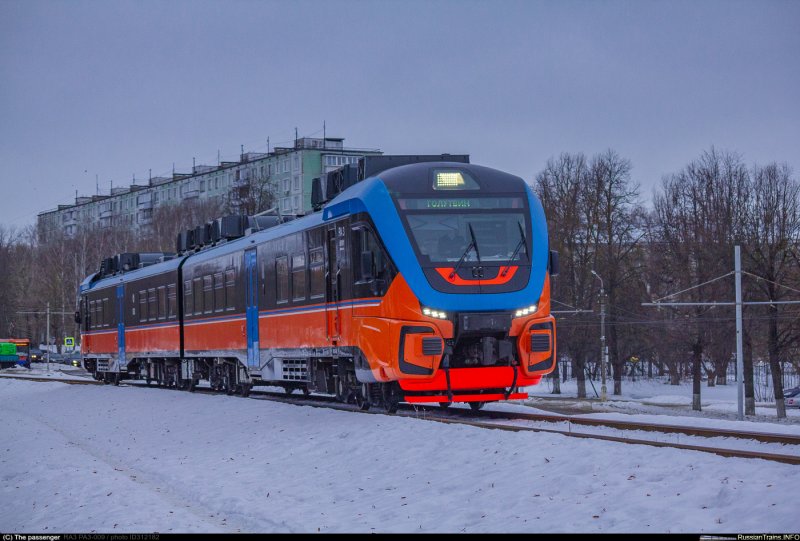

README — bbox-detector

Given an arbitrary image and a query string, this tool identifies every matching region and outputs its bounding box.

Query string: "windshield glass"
[404,211,527,264]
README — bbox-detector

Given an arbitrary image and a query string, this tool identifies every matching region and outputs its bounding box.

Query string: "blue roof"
[81,255,185,292]
[80,168,550,313]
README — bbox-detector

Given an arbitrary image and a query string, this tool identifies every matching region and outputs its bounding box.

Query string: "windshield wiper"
[502,223,527,277]
[449,223,481,280]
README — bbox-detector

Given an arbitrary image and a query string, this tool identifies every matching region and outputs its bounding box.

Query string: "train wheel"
[188,378,196,393]
[356,383,371,411]
[239,383,251,398]
[302,386,310,397]
[335,376,346,402]
[469,402,485,412]
[382,382,401,414]
[225,370,235,395]
[113,373,120,386]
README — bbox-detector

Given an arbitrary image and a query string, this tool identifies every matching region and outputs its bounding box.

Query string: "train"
[76,155,558,412]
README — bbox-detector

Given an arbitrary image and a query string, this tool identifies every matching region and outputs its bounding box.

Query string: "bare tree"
[742,162,800,418]
[536,153,596,396]
[589,150,645,396]
[650,148,749,411]
[225,170,276,216]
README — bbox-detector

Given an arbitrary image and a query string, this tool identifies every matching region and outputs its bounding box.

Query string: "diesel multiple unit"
[77,156,558,412]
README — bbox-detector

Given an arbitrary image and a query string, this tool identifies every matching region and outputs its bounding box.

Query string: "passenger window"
[102,298,109,327]
[292,254,306,302]
[214,272,224,313]
[225,269,236,310]
[203,275,213,314]
[158,286,167,320]
[183,280,192,317]
[138,291,147,323]
[89,300,95,329]
[309,248,324,299]
[276,256,289,304]
[148,289,157,321]
[167,284,177,319]
[193,277,202,315]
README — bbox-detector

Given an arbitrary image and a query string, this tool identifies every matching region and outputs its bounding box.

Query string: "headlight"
[515,304,538,318]
[421,306,448,319]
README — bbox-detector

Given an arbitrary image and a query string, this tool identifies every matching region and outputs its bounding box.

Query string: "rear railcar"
[78,254,182,384]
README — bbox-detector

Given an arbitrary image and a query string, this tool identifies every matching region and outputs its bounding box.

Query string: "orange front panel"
[184,316,247,352]
[517,316,557,377]
[403,333,438,373]
[126,324,180,353]
[351,317,445,381]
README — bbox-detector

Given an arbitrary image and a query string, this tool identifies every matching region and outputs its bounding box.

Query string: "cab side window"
[351,225,391,294]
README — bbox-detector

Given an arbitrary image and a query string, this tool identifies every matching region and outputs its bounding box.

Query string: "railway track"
[6,373,800,464]
[0,373,101,385]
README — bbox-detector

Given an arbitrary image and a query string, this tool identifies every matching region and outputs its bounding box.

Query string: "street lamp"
[591,270,608,401]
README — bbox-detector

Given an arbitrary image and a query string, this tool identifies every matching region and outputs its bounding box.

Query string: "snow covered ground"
[1,378,798,533]
[526,377,800,421]
[0,362,93,382]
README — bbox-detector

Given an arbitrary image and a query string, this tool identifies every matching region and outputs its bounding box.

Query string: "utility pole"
[46,302,50,373]
[591,270,608,401]
[642,245,800,420]
[16,307,75,374]
[734,245,744,421]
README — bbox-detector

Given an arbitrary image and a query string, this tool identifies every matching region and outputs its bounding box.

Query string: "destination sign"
[397,197,524,211]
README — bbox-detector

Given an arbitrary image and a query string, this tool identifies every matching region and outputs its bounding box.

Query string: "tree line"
[537,147,799,418]
[1,149,797,417]
[0,173,273,360]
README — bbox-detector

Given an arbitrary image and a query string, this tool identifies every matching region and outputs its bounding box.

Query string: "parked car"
[46,352,65,364]
[784,386,800,408]
[64,352,82,367]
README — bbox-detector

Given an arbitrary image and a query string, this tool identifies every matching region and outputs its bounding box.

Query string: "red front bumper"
[398,366,540,403]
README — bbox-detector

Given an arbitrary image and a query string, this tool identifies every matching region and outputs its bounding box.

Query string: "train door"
[326,225,341,342]
[116,284,125,371]
[245,248,260,368]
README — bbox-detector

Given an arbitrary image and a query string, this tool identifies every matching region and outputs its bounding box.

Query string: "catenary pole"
[735,245,744,421]
[46,302,50,373]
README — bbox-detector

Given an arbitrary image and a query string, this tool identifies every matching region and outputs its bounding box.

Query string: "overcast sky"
[1,0,798,230]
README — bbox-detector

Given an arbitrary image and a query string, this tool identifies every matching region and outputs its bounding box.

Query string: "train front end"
[359,162,556,406]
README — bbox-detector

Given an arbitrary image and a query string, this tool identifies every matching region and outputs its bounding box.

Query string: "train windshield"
[395,197,530,264]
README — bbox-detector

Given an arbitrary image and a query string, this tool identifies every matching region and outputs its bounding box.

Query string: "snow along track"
[7,374,799,465]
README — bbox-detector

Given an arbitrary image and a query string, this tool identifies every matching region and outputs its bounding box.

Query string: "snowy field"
[0,362,93,382]
[527,377,800,421]
[1,378,798,533]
